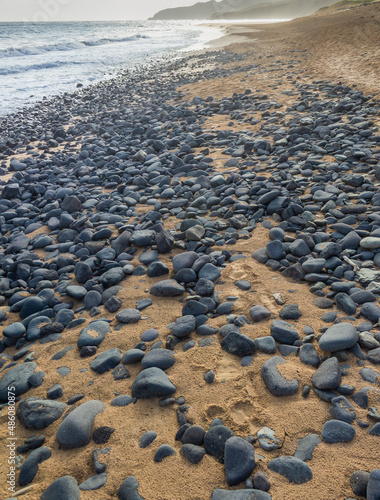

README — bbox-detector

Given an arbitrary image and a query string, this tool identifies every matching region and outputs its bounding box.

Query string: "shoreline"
[1,3,380,499]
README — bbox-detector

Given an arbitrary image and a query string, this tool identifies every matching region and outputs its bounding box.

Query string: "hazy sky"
[1,0,201,22]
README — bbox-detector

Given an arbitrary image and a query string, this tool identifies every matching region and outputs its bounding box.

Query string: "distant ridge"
[150,0,277,20]
[210,0,339,19]
[151,0,339,20]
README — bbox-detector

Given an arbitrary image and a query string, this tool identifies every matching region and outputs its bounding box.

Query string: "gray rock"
[318,323,358,352]
[294,434,321,461]
[40,476,80,500]
[367,469,380,500]
[367,347,380,364]
[139,431,157,449]
[170,315,196,338]
[17,397,67,429]
[224,436,255,486]
[131,367,176,399]
[360,237,380,249]
[118,476,144,500]
[361,302,380,323]
[322,419,355,443]
[271,320,299,345]
[79,473,107,491]
[250,305,271,322]
[257,426,281,451]
[311,357,341,390]
[0,362,37,402]
[116,308,141,324]
[150,279,185,297]
[19,446,51,486]
[268,456,312,484]
[90,349,122,374]
[299,344,320,368]
[211,490,271,500]
[56,400,105,448]
[330,396,356,423]
[154,444,176,462]
[141,349,175,371]
[261,356,299,396]
[77,321,110,348]
[180,444,206,464]
[279,304,302,320]
[350,470,370,497]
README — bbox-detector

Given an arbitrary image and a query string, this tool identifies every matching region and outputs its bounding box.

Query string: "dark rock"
[268,456,312,484]
[40,476,80,500]
[250,305,271,322]
[261,356,299,396]
[180,444,206,464]
[56,400,105,448]
[270,320,299,345]
[154,444,176,462]
[318,323,358,352]
[321,419,355,443]
[311,357,341,390]
[17,397,67,429]
[279,304,302,320]
[118,476,144,500]
[350,470,370,497]
[293,434,321,462]
[19,446,51,486]
[90,349,122,374]
[211,490,271,500]
[204,424,234,463]
[141,349,175,371]
[221,332,257,357]
[150,279,185,297]
[131,367,176,399]
[0,362,37,401]
[93,426,115,444]
[139,431,157,448]
[224,436,255,486]
[79,473,107,491]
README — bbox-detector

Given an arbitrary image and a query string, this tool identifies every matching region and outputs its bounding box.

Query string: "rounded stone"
[56,400,105,448]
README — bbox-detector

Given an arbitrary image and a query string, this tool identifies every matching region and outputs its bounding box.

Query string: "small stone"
[154,444,176,462]
[350,470,370,497]
[261,356,299,396]
[318,323,358,352]
[224,436,255,486]
[139,431,157,448]
[311,357,341,390]
[294,434,321,461]
[132,367,176,399]
[322,420,355,443]
[257,427,281,451]
[268,456,312,484]
[180,444,206,464]
[118,476,144,500]
[41,476,80,500]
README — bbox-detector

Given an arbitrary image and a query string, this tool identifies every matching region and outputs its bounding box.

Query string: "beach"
[1,2,380,499]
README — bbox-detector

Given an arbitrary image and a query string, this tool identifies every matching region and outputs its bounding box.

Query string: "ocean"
[0,21,221,116]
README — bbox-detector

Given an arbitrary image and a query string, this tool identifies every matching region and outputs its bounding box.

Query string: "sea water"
[0,21,221,115]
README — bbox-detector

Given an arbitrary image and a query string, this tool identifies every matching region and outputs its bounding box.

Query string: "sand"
[1,2,380,499]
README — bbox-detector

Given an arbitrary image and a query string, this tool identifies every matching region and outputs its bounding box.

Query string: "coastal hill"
[151,0,337,20]
[150,0,277,20]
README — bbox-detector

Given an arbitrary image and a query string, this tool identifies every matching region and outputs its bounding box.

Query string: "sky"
[0,0,202,22]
